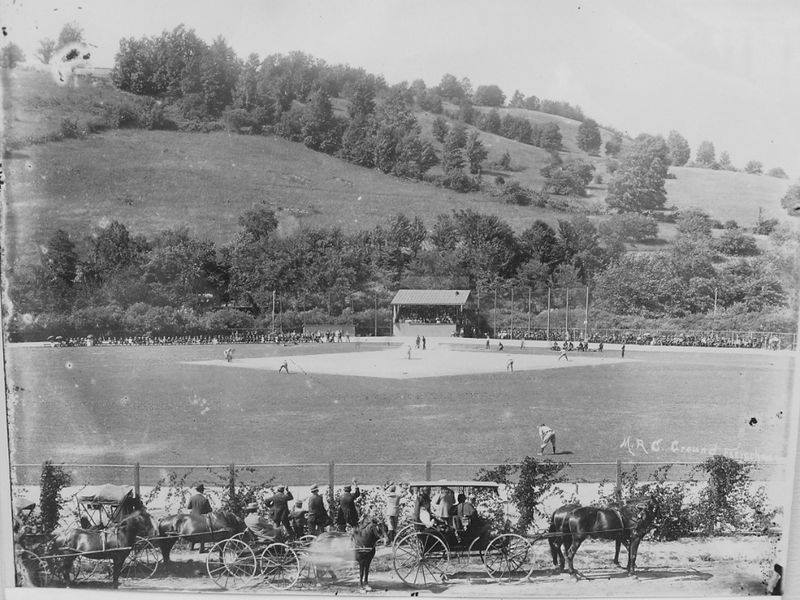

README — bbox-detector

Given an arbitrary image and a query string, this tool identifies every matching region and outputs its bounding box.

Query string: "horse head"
[626,496,659,537]
[117,509,158,544]
[356,517,387,547]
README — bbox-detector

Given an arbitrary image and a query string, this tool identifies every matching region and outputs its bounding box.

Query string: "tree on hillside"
[58,22,84,47]
[523,95,540,110]
[780,182,800,215]
[36,38,57,64]
[509,90,525,108]
[666,130,690,166]
[605,133,670,213]
[457,100,476,125]
[465,131,488,174]
[442,125,467,174]
[43,230,78,290]
[481,109,502,134]
[538,122,562,151]
[473,84,506,107]
[518,221,561,272]
[238,205,278,242]
[437,73,468,103]
[676,209,713,238]
[301,88,343,153]
[605,134,623,157]
[767,167,788,178]
[696,140,716,167]
[233,53,261,110]
[598,213,658,243]
[432,115,449,143]
[718,151,735,171]
[200,37,240,117]
[0,44,24,69]
[744,160,763,175]
[543,158,595,196]
[576,119,602,154]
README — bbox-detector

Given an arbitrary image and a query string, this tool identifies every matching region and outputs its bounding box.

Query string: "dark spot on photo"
[748,417,758,426]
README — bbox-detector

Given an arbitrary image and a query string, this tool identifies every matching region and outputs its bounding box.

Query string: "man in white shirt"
[539,423,556,455]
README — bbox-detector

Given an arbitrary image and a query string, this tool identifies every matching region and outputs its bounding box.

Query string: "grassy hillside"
[3,68,794,272]
[3,129,571,268]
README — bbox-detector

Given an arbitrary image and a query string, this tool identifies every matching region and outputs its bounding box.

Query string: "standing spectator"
[416,335,421,349]
[412,486,432,527]
[336,480,361,532]
[268,486,294,538]
[422,336,426,350]
[598,341,604,352]
[485,334,490,349]
[621,344,626,358]
[290,501,307,538]
[456,493,476,532]
[187,484,213,552]
[539,423,556,455]
[384,483,402,542]
[433,486,455,527]
[306,484,327,535]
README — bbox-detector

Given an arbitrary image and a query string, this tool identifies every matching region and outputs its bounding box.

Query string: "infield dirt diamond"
[188,345,626,379]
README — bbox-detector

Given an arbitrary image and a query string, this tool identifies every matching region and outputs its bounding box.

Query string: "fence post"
[134,462,141,498]
[228,463,236,501]
[425,460,432,481]
[615,459,622,503]
[328,461,335,524]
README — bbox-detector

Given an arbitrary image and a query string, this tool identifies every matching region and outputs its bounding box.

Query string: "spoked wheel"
[206,538,257,589]
[121,539,160,579]
[15,550,51,587]
[69,554,105,582]
[392,524,415,548]
[260,542,300,590]
[482,533,534,582]
[393,531,451,587]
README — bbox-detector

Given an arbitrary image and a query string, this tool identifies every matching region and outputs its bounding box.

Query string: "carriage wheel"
[206,539,256,589]
[121,539,160,579]
[482,534,533,582]
[465,535,486,566]
[392,524,416,548]
[393,531,451,587]
[69,553,105,582]
[15,550,51,587]
[260,543,300,590]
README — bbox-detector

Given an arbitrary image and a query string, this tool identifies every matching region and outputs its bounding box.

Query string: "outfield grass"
[6,343,793,485]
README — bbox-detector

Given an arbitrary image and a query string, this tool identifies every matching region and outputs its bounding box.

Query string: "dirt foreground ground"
[69,534,775,597]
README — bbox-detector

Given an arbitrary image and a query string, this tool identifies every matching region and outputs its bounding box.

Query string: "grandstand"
[390,289,472,338]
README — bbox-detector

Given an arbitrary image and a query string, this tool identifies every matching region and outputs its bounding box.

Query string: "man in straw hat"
[244,502,275,538]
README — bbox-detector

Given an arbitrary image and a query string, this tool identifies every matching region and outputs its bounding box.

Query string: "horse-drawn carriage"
[390,480,542,586]
[13,484,160,587]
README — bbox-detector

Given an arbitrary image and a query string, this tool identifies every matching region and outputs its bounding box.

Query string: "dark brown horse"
[551,499,658,575]
[306,517,387,590]
[157,510,244,564]
[548,503,581,569]
[57,509,158,586]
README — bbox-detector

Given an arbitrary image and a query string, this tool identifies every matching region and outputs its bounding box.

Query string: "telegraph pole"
[527,288,532,337]
[374,293,378,337]
[510,287,514,339]
[584,286,589,341]
[546,287,551,340]
[565,288,569,339]
[271,290,276,336]
[493,287,497,337]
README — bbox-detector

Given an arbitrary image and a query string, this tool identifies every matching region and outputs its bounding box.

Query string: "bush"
[142,103,177,130]
[693,456,757,535]
[753,217,779,236]
[40,461,71,533]
[85,116,110,134]
[59,118,82,139]
[499,181,533,206]
[723,220,739,230]
[442,171,479,193]
[714,229,759,256]
[599,213,658,242]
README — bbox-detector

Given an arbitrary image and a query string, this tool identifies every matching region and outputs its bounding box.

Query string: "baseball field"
[6,340,795,487]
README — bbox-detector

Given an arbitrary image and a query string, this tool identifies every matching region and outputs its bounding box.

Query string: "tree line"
[10,202,797,340]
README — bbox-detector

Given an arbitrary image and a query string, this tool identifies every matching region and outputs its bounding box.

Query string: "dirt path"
[54,535,774,597]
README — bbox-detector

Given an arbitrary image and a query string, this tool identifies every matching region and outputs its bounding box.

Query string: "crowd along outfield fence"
[11,458,786,503]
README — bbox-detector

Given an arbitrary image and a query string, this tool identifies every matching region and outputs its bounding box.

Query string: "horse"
[553,499,658,575]
[547,503,581,569]
[157,510,245,565]
[56,509,158,586]
[305,517,387,590]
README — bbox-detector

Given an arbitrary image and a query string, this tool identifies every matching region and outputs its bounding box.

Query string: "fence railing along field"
[10,459,786,494]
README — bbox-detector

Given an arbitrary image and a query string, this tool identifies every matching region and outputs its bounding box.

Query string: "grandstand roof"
[391,289,471,306]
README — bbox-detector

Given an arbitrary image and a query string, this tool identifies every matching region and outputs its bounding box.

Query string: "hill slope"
[3,68,794,271]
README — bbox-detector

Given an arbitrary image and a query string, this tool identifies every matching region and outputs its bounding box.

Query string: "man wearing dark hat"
[187,484,213,552]
[307,484,327,535]
[268,485,294,538]
[336,479,360,532]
